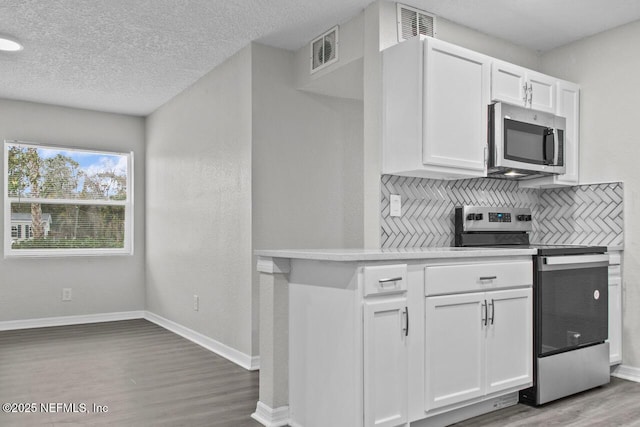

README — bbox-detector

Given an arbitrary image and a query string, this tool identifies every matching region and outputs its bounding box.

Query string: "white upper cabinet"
[423,38,490,175]
[382,36,490,180]
[382,37,579,183]
[520,80,580,188]
[491,60,556,113]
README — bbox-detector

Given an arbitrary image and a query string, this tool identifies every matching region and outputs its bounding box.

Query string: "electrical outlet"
[62,288,72,302]
[390,194,402,217]
[193,295,199,311]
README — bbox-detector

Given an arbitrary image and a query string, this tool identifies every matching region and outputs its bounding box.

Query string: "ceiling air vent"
[397,3,436,42]
[310,26,339,74]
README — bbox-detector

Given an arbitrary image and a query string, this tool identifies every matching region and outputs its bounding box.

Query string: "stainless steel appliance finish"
[488,102,566,180]
[535,342,610,405]
[454,205,532,246]
[454,205,610,406]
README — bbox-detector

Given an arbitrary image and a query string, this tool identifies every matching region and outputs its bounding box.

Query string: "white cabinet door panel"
[555,81,580,184]
[608,275,622,365]
[528,70,556,113]
[425,293,485,410]
[485,288,533,394]
[364,298,408,427]
[491,61,556,114]
[491,60,527,107]
[423,38,489,174]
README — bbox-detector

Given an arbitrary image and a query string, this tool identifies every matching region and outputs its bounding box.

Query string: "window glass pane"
[7,145,128,201]
[10,202,125,250]
[5,141,132,255]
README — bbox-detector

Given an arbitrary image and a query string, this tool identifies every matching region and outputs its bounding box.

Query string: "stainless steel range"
[454,205,610,406]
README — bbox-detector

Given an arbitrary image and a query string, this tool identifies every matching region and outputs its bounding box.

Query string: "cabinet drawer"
[363,264,407,297]
[425,261,532,296]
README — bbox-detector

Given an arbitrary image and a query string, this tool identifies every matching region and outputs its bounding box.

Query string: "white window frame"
[4,140,134,257]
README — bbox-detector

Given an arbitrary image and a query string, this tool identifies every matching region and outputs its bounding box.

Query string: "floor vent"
[397,3,436,42]
[310,26,339,73]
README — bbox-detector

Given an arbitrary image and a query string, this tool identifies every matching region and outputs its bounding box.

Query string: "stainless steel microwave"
[488,102,566,179]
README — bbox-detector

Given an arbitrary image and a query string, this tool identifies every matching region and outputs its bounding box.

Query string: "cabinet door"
[425,293,485,410]
[491,60,527,107]
[555,81,580,185]
[485,288,533,394]
[527,70,556,113]
[423,38,490,176]
[608,274,622,365]
[364,298,408,427]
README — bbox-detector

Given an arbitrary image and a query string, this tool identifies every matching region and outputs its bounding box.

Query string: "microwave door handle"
[543,129,554,165]
[553,129,560,166]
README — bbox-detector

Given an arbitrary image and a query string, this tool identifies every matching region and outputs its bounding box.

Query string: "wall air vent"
[397,3,436,42]
[310,26,339,74]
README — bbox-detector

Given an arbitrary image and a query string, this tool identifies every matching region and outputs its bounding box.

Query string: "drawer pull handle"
[479,276,497,281]
[378,276,403,285]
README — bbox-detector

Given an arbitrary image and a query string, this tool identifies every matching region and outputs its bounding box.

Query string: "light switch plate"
[390,194,402,217]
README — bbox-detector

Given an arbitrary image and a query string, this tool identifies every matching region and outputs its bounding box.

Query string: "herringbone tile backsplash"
[381,175,623,248]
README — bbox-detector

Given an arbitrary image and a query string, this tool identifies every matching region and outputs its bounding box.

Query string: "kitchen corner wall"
[146,42,365,364]
[381,175,623,248]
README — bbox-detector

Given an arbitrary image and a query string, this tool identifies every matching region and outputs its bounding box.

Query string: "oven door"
[535,254,609,357]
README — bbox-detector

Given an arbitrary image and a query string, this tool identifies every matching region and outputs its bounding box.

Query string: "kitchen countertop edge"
[255,247,538,262]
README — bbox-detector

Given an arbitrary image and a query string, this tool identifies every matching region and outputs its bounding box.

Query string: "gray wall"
[0,99,145,321]
[145,46,254,356]
[145,42,364,359]
[251,43,364,351]
[540,20,640,369]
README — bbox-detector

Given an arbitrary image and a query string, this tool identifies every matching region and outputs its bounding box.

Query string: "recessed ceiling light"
[0,35,23,52]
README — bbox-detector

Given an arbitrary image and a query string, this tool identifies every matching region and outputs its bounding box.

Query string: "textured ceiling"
[1,0,639,116]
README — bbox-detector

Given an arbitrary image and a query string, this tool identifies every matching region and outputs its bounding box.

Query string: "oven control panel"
[456,206,533,232]
[489,212,511,222]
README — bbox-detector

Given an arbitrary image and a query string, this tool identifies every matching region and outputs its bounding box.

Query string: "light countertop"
[255,247,538,262]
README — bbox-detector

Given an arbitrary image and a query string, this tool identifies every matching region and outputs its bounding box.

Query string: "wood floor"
[454,376,640,427]
[2,319,640,426]
[0,319,262,427]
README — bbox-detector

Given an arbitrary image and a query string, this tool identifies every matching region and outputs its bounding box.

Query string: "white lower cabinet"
[424,261,533,415]
[608,251,623,365]
[288,257,533,427]
[364,297,408,427]
[425,292,485,409]
[485,289,533,393]
[425,288,532,411]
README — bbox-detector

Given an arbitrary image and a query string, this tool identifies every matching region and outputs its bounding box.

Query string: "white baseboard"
[144,311,260,371]
[0,311,145,331]
[612,364,640,382]
[251,401,289,427]
[0,310,259,372]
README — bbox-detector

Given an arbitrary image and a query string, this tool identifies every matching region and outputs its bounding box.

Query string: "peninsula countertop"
[255,247,538,262]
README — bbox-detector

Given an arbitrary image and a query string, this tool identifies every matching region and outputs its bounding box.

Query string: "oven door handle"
[540,254,609,271]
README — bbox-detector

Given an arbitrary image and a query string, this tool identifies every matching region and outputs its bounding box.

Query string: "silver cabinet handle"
[489,299,495,325]
[479,276,497,281]
[523,83,528,105]
[402,307,409,337]
[528,82,533,106]
[482,300,487,326]
[378,276,403,285]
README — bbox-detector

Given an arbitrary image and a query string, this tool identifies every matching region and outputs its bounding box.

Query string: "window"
[4,141,133,256]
